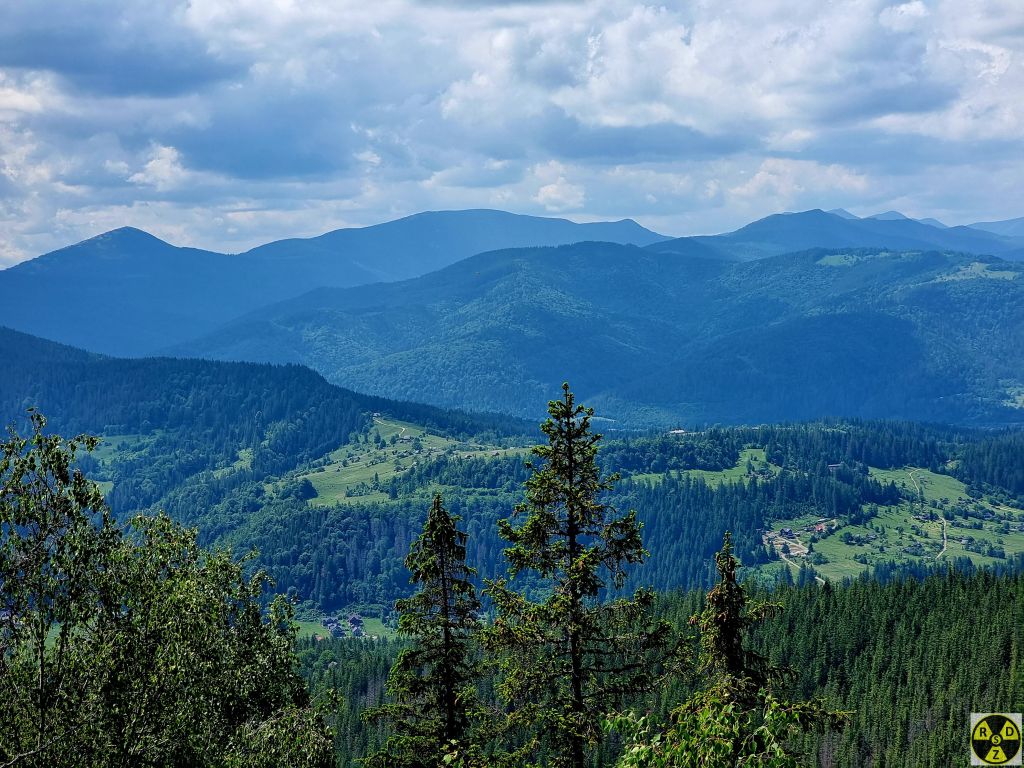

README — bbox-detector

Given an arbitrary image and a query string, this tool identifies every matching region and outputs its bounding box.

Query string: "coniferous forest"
[2,372,1022,766]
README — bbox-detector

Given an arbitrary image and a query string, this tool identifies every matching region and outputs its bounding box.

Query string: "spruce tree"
[486,383,674,768]
[365,494,484,767]
[613,532,848,767]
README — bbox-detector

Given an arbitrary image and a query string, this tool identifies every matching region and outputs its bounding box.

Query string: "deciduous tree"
[0,413,333,767]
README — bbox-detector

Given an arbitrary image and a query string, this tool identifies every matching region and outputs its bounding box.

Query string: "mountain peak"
[67,226,175,253]
[827,208,859,220]
[867,210,911,221]
[95,225,163,241]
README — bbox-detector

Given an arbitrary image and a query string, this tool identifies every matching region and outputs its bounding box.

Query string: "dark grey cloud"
[538,108,754,163]
[169,92,358,180]
[0,1,244,96]
[811,77,959,123]
[792,127,1022,175]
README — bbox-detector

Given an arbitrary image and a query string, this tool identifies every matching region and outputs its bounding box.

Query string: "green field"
[88,433,155,497]
[290,417,527,506]
[294,617,397,641]
[631,447,779,488]
[91,432,152,463]
[868,466,967,504]
[935,261,1020,282]
[213,447,252,478]
[762,466,1024,583]
[90,431,254,494]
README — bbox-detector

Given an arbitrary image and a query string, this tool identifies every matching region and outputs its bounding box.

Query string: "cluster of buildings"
[320,613,366,638]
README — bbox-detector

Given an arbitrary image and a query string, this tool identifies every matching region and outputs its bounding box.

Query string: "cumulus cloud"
[731,158,869,201]
[128,145,191,191]
[0,1,244,97]
[0,0,1022,265]
[532,161,585,211]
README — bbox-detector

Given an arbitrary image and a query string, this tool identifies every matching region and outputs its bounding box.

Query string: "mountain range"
[170,243,1024,426]
[650,209,1024,262]
[3,206,1023,426]
[0,210,666,356]
[3,207,1023,359]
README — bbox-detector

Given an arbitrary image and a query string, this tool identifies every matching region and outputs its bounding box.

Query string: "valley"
[4,309,1023,768]
[75,403,1024,601]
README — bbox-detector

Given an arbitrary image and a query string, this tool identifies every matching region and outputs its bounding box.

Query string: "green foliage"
[298,567,1023,767]
[217,417,1024,616]
[486,384,676,768]
[691,534,780,687]
[8,325,1023,616]
[609,686,847,768]
[364,494,487,767]
[0,411,119,766]
[0,413,333,767]
[610,533,848,768]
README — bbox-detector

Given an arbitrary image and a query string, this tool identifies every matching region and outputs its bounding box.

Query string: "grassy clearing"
[1002,382,1024,409]
[632,447,779,488]
[292,417,525,507]
[294,617,397,641]
[213,447,252,478]
[935,261,1020,282]
[91,433,151,463]
[868,466,967,504]
[683,447,779,487]
[89,433,155,498]
[816,253,860,266]
[816,251,898,267]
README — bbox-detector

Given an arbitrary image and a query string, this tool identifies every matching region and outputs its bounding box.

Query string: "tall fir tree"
[364,494,485,767]
[486,383,675,768]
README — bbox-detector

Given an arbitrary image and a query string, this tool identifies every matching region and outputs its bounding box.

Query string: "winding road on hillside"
[935,508,948,559]
[373,415,407,438]
[770,534,826,585]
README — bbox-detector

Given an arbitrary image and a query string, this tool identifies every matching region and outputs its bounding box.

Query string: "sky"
[0,0,1022,266]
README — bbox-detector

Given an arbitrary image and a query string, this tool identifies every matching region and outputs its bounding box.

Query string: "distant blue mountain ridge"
[0,210,667,355]
[0,206,1021,358]
[650,208,1024,262]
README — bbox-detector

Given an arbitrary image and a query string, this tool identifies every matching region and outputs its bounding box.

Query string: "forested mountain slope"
[172,244,1024,425]
[5,328,1023,616]
[0,326,528,536]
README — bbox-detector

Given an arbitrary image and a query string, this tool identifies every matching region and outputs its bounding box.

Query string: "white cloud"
[730,158,869,201]
[0,0,1023,263]
[531,161,585,211]
[128,145,190,190]
[879,2,929,32]
[354,149,382,166]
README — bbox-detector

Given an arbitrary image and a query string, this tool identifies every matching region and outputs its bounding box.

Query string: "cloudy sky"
[1,0,1022,265]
